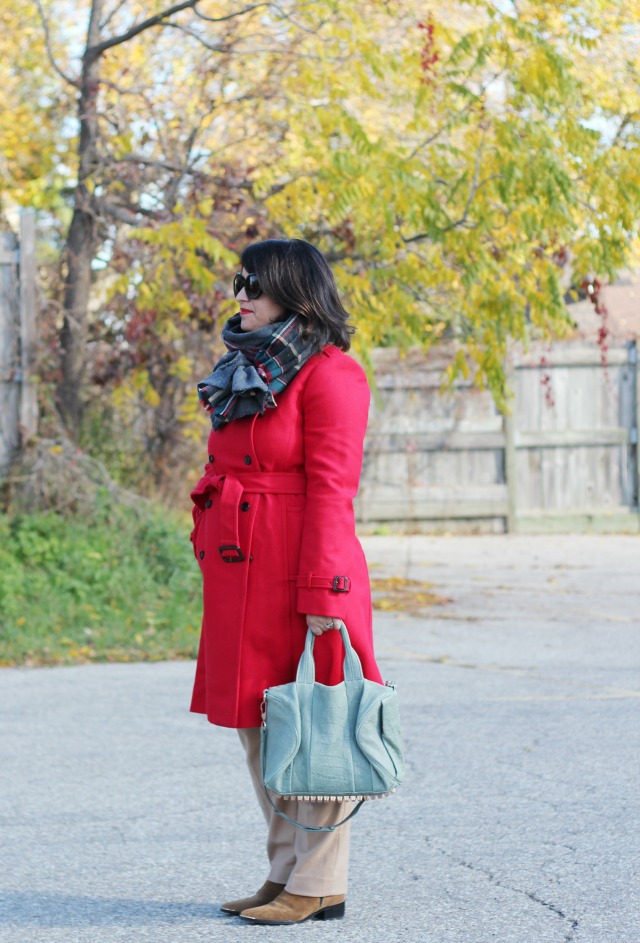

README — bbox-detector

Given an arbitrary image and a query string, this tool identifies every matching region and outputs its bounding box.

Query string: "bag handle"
[295,621,364,686]
[263,787,365,832]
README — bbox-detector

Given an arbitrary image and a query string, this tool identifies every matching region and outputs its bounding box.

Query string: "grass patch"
[0,505,453,668]
[0,501,202,667]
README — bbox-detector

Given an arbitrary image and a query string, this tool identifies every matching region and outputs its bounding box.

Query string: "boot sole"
[240,901,346,925]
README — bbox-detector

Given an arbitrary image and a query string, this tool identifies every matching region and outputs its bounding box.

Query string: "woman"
[189,238,383,926]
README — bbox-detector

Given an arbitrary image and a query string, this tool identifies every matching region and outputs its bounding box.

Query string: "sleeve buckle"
[219,544,245,563]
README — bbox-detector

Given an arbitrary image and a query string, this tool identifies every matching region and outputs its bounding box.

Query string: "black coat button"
[208,454,214,462]
[199,550,205,560]
[205,499,212,509]
[240,502,250,512]
[244,455,252,465]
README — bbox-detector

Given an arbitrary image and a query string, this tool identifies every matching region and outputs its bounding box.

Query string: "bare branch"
[95,109,121,132]
[403,215,475,243]
[402,172,500,244]
[395,277,448,308]
[100,201,160,225]
[88,1,270,60]
[263,4,331,36]
[609,113,634,149]
[180,39,345,62]
[163,122,201,211]
[96,148,252,216]
[265,171,315,197]
[115,154,202,175]
[33,0,80,88]
[462,132,486,221]
[408,71,504,160]
[97,77,139,97]
[159,20,226,52]
[87,0,197,59]
[576,197,599,214]
[101,205,141,225]
[408,100,477,160]
[99,0,129,31]
[172,31,329,69]
[402,128,500,244]
[193,2,270,22]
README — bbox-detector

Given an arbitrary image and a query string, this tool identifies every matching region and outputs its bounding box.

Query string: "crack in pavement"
[425,837,579,941]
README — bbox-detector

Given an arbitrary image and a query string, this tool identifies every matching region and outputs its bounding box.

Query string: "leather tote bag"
[260,622,404,831]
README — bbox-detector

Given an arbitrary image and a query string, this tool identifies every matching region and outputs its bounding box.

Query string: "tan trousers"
[237,727,351,896]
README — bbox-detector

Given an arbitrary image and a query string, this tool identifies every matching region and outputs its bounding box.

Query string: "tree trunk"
[57,0,104,438]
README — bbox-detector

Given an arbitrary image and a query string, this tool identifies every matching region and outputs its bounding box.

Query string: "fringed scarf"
[197,314,317,430]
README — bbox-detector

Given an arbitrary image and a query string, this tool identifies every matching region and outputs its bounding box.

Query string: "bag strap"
[295,621,364,685]
[263,785,365,832]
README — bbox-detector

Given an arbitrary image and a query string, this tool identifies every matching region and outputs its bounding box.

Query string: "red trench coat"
[189,344,383,728]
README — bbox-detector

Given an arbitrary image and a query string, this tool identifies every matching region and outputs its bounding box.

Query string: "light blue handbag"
[260,622,404,831]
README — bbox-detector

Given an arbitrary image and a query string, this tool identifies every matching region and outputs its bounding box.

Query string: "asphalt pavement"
[1,534,639,943]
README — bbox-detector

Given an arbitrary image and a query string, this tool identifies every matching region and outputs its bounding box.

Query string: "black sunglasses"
[233,272,263,300]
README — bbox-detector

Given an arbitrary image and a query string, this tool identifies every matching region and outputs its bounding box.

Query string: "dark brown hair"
[240,239,354,351]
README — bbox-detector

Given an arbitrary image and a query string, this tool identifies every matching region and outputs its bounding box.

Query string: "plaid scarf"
[197,313,316,430]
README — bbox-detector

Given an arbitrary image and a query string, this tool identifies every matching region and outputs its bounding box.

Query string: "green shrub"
[0,502,203,666]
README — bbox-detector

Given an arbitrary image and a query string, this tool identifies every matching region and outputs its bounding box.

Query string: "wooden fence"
[355,341,640,533]
[3,211,639,533]
[0,210,37,474]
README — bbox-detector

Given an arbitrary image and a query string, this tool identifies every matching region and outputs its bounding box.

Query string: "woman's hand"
[306,615,340,637]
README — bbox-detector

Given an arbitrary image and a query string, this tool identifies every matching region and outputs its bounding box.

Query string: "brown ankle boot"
[220,880,286,915]
[239,889,346,925]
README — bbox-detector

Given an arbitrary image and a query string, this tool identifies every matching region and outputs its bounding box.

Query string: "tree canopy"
[1,0,639,492]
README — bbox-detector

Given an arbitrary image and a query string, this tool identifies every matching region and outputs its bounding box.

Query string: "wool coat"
[189,344,383,728]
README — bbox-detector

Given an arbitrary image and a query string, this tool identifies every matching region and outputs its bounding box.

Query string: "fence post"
[504,350,518,533]
[0,230,20,475]
[632,340,640,515]
[19,209,37,442]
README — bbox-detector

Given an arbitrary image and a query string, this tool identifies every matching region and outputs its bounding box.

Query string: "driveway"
[1,534,639,942]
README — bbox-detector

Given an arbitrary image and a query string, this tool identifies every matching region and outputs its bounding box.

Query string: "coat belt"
[190,471,307,563]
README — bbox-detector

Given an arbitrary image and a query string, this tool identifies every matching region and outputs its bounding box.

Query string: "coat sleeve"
[296,350,370,619]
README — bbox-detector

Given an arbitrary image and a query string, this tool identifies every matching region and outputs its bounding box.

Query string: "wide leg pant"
[237,727,351,896]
